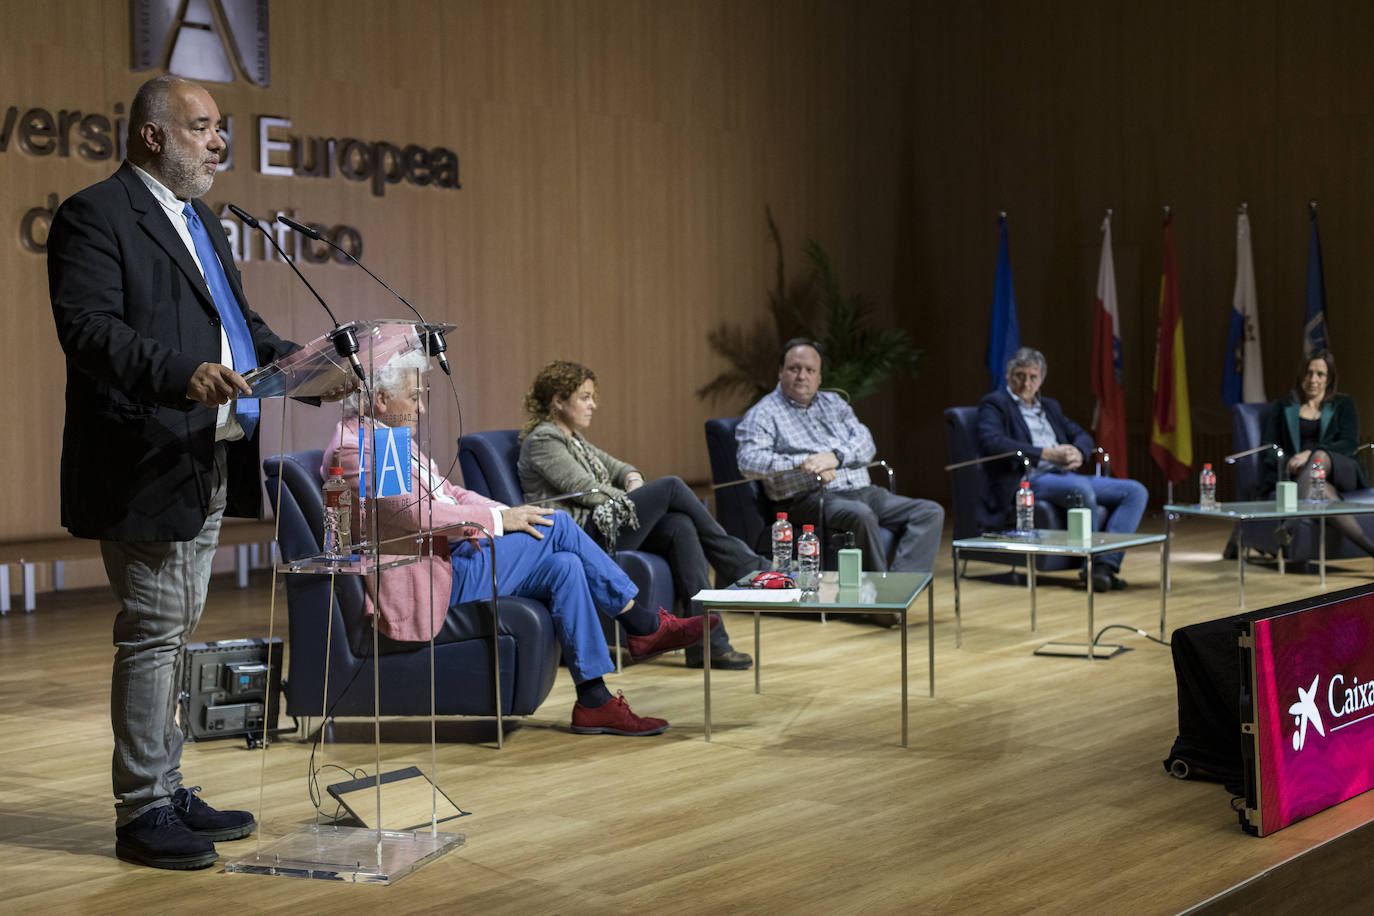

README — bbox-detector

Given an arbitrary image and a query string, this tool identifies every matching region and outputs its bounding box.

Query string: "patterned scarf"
[568,432,640,545]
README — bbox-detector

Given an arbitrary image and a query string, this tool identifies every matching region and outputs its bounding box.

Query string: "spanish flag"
[1150,209,1192,484]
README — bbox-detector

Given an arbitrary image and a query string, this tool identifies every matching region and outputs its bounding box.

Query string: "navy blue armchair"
[1229,401,1374,564]
[263,450,560,727]
[456,429,676,649]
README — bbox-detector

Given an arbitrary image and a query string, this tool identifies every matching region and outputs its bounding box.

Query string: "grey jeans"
[101,445,226,826]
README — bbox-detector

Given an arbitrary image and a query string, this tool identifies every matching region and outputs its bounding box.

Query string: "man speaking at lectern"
[48,75,300,870]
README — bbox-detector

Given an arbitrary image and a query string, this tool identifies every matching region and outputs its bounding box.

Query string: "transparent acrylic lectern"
[224,319,468,884]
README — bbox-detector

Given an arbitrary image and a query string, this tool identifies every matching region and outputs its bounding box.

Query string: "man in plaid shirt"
[736,339,944,577]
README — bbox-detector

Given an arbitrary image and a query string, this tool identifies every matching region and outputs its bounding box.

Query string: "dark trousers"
[779,485,944,573]
[586,476,766,651]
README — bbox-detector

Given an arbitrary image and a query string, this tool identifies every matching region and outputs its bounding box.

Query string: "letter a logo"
[373,428,412,499]
[131,0,271,87]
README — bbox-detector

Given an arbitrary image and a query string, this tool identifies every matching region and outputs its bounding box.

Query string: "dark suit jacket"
[48,162,298,542]
[1260,394,1369,493]
[975,388,1095,529]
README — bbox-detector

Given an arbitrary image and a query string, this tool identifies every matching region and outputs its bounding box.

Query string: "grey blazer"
[517,421,638,527]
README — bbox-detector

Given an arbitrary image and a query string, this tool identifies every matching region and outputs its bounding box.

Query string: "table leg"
[952,545,962,649]
[1164,511,1173,594]
[1320,517,1327,588]
[704,608,712,742]
[1085,556,1095,662]
[1238,525,1246,610]
[1029,555,1037,632]
[1159,540,1168,640]
[901,601,909,748]
[754,610,761,695]
[927,583,935,700]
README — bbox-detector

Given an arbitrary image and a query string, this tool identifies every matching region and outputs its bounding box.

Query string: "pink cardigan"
[323,420,505,642]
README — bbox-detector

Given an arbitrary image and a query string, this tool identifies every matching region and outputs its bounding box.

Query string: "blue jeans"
[448,512,634,684]
[101,445,227,826]
[1029,471,1148,571]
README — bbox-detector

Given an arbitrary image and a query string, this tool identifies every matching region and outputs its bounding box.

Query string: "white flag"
[1224,209,1265,404]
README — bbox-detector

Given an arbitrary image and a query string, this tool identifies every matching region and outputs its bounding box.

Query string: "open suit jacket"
[976,387,1096,530]
[48,161,298,542]
[1260,394,1369,493]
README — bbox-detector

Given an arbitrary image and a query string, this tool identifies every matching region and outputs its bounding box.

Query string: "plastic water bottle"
[796,524,820,593]
[322,466,352,558]
[1015,481,1035,532]
[1310,459,1327,503]
[1199,462,1217,510]
[771,512,794,576]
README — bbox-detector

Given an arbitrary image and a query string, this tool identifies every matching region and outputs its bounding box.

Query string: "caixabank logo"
[1288,669,1374,752]
[132,0,270,87]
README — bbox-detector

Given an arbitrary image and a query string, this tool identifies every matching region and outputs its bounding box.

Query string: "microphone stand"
[1223,442,1286,481]
[276,215,451,375]
[227,204,367,383]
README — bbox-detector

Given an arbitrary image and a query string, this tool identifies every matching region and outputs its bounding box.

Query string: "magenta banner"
[1251,589,1374,835]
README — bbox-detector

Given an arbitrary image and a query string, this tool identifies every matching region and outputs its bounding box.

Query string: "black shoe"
[115,804,218,870]
[173,786,256,842]
[1080,568,1113,592]
[1109,573,1129,590]
[685,647,754,670]
[864,613,902,628]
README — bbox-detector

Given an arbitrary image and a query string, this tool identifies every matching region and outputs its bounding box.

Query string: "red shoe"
[571,692,669,736]
[626,608,720,661]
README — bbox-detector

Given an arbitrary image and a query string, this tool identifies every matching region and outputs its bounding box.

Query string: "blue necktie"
[182,202,259,439]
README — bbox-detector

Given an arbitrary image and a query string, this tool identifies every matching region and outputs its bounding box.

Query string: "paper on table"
[692,588,802,603]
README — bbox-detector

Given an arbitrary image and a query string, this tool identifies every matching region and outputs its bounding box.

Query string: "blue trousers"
[448,512,634,684]
[1029,471,1148,571]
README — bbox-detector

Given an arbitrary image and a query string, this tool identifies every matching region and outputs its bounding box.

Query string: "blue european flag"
[985,214,1021,391]
[1303,204,1328,359]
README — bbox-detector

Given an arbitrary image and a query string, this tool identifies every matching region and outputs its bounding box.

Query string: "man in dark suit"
[48,75,299,870]
[977,347,1148,591]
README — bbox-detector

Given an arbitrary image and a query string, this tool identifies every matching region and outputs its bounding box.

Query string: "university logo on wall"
[131,0,270,87]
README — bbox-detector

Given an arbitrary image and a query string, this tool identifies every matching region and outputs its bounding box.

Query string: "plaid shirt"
[736,386,876,500]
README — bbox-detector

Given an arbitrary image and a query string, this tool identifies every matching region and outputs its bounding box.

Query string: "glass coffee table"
[695,571,933,747]
[951,530,1167,655]
[1163,500,1374,607]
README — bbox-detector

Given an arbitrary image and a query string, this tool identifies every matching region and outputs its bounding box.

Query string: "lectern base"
[224,824,463,884]
[1033,641,1128,659]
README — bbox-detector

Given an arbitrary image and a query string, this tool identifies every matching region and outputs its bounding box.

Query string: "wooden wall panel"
[12,0,1374,558]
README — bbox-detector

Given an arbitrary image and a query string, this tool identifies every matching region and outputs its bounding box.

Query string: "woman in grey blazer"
[517,361,765,669]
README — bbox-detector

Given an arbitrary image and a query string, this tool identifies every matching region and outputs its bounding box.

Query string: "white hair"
[342,349,431,418]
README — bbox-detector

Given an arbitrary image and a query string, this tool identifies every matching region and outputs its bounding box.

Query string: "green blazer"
[517,421,639,527]
[1260,394,1368,492]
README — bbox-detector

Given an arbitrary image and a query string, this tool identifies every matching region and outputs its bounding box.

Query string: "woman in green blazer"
[517,360,766,669]
[1261,349,1374,556]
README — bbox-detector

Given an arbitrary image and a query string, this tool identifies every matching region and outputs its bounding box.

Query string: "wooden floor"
[4,520,1374,914]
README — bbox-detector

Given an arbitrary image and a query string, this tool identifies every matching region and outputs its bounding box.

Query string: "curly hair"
[521,360,597,436]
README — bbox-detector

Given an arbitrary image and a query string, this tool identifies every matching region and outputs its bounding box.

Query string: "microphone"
[276,214,452,375]
[228,204,366,382]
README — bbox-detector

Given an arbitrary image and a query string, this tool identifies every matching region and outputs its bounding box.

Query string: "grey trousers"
[780,485,944,573]
[101,446,227,826]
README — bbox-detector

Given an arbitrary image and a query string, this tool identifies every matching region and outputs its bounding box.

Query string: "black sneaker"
[173,786,256,842]
[115,804,218,870]
[685,646,754,670]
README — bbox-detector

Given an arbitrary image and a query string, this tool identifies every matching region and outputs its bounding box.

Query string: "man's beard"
[160,136,216,199]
